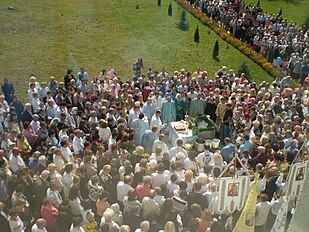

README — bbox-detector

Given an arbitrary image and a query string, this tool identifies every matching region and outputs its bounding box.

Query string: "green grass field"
[0,0,276,102]
[246,0,309,26]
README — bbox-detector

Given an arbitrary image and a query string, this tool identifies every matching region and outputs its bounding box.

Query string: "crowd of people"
[0,63,308,232]
[189,0,309,82]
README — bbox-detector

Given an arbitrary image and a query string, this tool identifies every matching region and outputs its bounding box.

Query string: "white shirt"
[60,146,74,163]
[31,98,41,113]
[203,191,218,204]
[154,195,166,207]
[53,154,66,172]
[142,197,161,218]
[151,172,168,188]
[128,110,140,128]
[152,96,163,110]
[116,181,133,202]
[73,136,84,154]
[169,146,188,160]
[30,120,41,133]
[166,180,180,193]
[209,196,222,215]
[31,223,47,232]
[63,172,74,197]
[271,197,285,216]
[150,115,163,135]
[98,127,111,142]
[9,217,25,232]
[9,154,26,173]
[183,158,198,171]
[152,139,169,154]
[255,201,271,226]
[69,198,83,216]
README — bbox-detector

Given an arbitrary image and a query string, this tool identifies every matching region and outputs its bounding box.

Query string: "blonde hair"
[213,153,223,165]
[48,163,57,172]
[185,170,193,181]
[201,208,212,221]
[102,165,111,174]
[164,221,176,232]
[135,146,144,155]
[198,173,207,185]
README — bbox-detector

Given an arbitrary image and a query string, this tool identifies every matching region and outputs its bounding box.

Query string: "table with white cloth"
[168,121,198,146]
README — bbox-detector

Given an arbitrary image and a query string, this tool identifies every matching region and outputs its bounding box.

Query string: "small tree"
[178,10,189,31]
[237,62,251,80]
[158,0,161,6]
[194,25,200,43]
[279,7,282,16]
[213,40,219,59]
[168,3,172,16]
[257,0,260,7]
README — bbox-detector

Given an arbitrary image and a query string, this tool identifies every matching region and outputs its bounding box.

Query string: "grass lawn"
[245,0,309,26]
[0,0,274,102]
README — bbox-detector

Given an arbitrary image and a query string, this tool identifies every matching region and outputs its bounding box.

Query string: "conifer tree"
[178,10,189,31]
[213,40,219,58]
[168,3,172,16]
[194,25,200,43]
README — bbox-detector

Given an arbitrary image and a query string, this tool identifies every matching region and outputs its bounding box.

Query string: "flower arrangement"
[175,0,283,78]
[82,222,97,232]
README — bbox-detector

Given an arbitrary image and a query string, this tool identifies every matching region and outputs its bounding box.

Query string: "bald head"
[40,170,50,180]
[36,218,47,229]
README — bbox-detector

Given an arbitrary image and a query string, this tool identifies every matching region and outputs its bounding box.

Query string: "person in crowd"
[0,63,307,232]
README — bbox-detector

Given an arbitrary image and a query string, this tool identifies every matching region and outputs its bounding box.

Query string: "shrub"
[213,40,219,58]
[178,10,189,31]
[237,62,251,80]
[168,3,172,16]
[194,25,200,43]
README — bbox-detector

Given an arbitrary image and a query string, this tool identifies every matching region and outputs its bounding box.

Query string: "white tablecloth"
[168,121,198,146]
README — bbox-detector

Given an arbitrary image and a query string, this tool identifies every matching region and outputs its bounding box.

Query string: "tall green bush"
[178,10,189,31]
[237,62,251,80]
[213,40,219,58]
[194,25,200,43]
[168,3,172,16]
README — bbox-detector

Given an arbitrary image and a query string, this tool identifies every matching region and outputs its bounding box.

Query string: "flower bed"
[175,0,283,78]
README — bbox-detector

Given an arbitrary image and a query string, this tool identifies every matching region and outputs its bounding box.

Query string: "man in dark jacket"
[1,78,14,104]
[34,170,50,211]
[186,182,208,210]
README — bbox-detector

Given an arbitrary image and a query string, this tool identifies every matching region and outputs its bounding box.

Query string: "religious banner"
[233,172,259,232]
[286,161,308,197]
[271,196,288,232]
[217,175,250,214]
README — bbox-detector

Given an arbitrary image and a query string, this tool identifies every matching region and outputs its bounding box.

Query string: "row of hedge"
[175,0,283,78]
